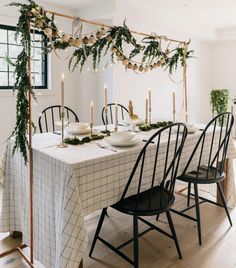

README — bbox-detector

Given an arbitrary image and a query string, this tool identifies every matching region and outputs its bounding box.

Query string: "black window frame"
[0,24,48,90]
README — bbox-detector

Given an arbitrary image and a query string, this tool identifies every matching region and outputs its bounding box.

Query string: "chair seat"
[178,166,225,184]
[112,186,175,216]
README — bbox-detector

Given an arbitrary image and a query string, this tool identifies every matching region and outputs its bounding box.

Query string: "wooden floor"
[1,192,236,268]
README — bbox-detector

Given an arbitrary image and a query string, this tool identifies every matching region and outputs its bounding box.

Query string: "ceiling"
[42,0,236,34]
[137,0,236,30]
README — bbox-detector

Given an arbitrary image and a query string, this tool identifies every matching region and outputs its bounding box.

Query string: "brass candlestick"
[148,108,151,125]
[58,112,68,148]
[90,123,93,137]
[105,107,108,132]
[173,109,176,123]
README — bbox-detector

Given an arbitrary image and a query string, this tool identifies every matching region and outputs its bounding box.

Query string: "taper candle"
[90,101,94,125]
[173,89,176,123]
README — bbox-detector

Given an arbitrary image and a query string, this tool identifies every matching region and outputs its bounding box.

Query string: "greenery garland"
[139,121,173,131]
[9,0,194,163]
[64,134,104,145]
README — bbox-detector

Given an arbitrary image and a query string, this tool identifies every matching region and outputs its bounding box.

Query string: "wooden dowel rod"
[0,244,27,258]
[28,20,34,265]
[45,9,185,44]
[17,248,36,268]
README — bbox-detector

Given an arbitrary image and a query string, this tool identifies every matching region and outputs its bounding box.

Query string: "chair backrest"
[120,123,188,207]
[38,105,79,133]
[102,103,129,125]
[182,112,234,179]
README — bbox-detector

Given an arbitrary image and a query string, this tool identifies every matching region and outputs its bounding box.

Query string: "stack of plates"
[104,131,140,147]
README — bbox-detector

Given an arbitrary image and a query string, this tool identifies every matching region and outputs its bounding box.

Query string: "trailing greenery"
[64,134,104,145]
[210,89,230,125]
[139,121,173,131]
[9,0,194,163]
[8,0,37,163]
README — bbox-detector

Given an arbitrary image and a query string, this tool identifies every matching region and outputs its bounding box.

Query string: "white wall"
[112,0,213,123]
[211,40,236,99]
[0,1,79,153]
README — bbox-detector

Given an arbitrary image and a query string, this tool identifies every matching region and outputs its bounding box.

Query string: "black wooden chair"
[171,112,234,246]
[38,105,79,133]
[102,103,129,125]
[89,123,188,267]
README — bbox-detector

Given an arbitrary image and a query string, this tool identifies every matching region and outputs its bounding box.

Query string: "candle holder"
[105,107,108,132]
[145,117,148,126]
[90,123,93,137]
[148,108,151,125]
[173,110,176,123]
[58,112,68,148]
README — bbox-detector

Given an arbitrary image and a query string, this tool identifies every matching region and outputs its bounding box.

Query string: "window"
[0,24,48,89]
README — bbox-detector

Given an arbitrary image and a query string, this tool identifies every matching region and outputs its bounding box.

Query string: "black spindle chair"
[89,123,188,267]
[38,105,79,133]
[171,112,234,246]
[102,103,129,125]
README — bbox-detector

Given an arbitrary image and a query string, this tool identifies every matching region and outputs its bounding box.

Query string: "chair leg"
[217,182,232,226]
[187,182,191,207]
[156,213,160,221]
[105,208,109,217]
[89,208,107,257]
[194,183,202,245]
[166,210,182,259]
[133,215,139,268]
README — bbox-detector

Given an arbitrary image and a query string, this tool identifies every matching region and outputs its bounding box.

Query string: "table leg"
[79,259,83,268]
[217,159,229,205]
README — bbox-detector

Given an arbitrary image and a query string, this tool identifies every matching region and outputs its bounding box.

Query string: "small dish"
[110,131,135,142]
[67,122,90,135]
[104,136,140,147]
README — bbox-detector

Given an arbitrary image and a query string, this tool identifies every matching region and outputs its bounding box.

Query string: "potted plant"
[210,89,230,118]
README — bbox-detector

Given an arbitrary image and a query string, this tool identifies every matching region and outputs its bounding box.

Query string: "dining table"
[0,124,236,268]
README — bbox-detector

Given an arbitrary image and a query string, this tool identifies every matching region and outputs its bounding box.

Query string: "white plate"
[66,127,90,135]
[104,136,140,147]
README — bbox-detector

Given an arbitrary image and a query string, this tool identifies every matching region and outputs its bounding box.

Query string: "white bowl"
[68,122,90,133]
[110,131,135,141]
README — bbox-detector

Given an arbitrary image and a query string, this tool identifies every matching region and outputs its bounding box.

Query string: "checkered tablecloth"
[0,125,235,268]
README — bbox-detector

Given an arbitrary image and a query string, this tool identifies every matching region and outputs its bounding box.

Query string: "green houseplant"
[210,89,230,125]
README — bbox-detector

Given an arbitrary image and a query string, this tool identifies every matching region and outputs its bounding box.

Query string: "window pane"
[0,58,8,71]
[32,60,42,74]
[0,72,8,86]
[9,72,16,86]
[0,25,47,89]
[9,58,16,72]
[8,30,17,44]
[34,73,43,86]
[0,29,7,43]
[9,45,22,58]
[0,44,7,57]
[32,47,43,60]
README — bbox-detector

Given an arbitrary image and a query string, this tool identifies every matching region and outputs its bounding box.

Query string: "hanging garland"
[9,0,194,163]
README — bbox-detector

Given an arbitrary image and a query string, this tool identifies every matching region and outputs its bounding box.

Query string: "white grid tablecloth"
[0,126,236,268]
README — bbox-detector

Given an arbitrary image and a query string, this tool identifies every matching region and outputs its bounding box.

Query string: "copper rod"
[183,42,188,122]
[28,20,34,265]
[17,248,36,268]
[0,244,27,258]
[45,9,186,44]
